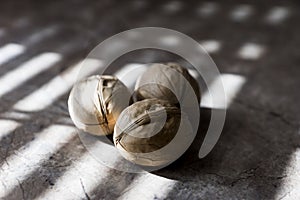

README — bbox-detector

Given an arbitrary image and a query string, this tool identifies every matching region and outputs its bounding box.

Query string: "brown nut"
[134,63,201,105]
[68,75,131,136]
[113,98,194,167]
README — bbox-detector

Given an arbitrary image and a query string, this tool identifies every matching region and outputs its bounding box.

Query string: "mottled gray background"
[0,0,299,199]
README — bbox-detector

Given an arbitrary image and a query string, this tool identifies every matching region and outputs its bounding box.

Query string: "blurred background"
[0,0,299,199]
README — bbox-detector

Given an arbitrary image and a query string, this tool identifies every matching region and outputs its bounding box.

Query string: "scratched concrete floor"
[0,0,300,199]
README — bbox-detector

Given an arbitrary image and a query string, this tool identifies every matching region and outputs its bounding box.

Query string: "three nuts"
[68,63,200,167]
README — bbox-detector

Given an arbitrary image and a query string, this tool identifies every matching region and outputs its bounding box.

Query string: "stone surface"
[0,0,299,199]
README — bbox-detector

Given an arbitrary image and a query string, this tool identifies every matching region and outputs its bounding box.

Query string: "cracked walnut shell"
[113,98,194,167]
[68,75,131,136]
[134,63,201,105]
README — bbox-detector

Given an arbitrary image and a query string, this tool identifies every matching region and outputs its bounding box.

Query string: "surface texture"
[0,0,299,199]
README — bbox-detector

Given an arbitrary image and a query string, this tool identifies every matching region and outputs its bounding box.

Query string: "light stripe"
[13,58,103,112]
[23,25,60,46]
[115,63,148,91]
[13,18,30,28]
[265,6,290,24]
[0,111,30,121]
[0,119,20,140]
[0,28,5,38]
[197,2,219,17]
[200,40,222,53]
[159,35,181,46]
[118,174,177,200]
[198,74,245,159]
[38,143,118,200]
[230,5,253,21]
[275,148,300,199]
[201,74,246,109]
[0,52,62,97]
[163,1,183,13]
[0,125,76,198]
[119,67,244,110]
[187,69,199,80]
[0,26,60,66]
[0,43,25,66]
[238,43,265,60]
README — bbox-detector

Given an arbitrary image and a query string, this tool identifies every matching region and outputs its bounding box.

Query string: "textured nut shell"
[68,75,131,136]
[114,99,194,167]
[134,63,200,104]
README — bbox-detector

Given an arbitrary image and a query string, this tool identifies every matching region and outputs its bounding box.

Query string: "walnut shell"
[68,75,131,136]
[113,98,194,167]
[134,63,200,105]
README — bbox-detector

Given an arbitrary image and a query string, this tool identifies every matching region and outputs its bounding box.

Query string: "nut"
[113,98,194,167]
[134,63,201,105]
[68,75,131,136]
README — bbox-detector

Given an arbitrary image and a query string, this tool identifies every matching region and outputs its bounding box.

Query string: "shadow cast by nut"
[151,107,212,178]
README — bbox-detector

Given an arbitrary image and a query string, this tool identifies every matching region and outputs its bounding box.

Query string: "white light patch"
[13,58,103,112]
[188,69,200,80]
[0,52,61,97]
[24,25,60,46]
[0,43,25,66]
[38,144,118,200]
[265,6,290,24]
[230,5,253,21]
[0,29,5,37]
[118,174,177,200]
[0,125,76,198]
[201,74,246,109]
[0,120,20,140]
[159,35,180,46]
[114,63,148,91]
[200,40,222,53]
[163,1,182,13]
[0,111,30,121]
[13,18,30,28]
[197,2,219,17]
[238,43,265,60]
[275,149,300,199]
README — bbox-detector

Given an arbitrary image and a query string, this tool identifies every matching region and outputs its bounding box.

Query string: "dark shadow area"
[155,39,300,199]
[88,164,138,200]
[153,107,212,174]
[161,75,300,199]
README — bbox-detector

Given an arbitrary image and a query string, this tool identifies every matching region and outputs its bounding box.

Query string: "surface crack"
[279,190,291,200]
[80,178,91,200]
[235,99,299,128]
[17,179,25,200]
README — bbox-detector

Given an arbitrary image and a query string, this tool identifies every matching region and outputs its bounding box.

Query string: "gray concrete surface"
[0,0,299,199]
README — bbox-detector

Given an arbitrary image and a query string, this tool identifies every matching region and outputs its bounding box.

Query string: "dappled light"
[0,0,298,199]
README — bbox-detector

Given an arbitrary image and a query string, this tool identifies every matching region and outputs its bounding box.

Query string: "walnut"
[68,75,131,136]
[114,98,194,167]
[134,63,200,105]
